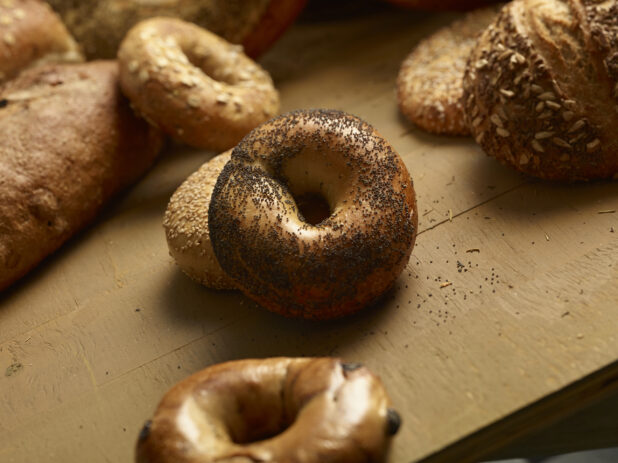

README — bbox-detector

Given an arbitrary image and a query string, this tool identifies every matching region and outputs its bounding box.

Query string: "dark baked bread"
[0,61,164,291]
[463,0,618,181]
[46,0,306,59]
[0,0,82,84]
[384,0,501,10]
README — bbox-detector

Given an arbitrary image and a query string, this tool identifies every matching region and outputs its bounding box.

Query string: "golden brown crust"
[384,0,500,10]
[47,0,304,60]
[0,61,164,291]
[208,110,418,320]
[118,17,280,151]
[463,0,618,181]
[136,358,400,463]
[397,5,502,135]
[164,151,236,290]
[0,0,82,84]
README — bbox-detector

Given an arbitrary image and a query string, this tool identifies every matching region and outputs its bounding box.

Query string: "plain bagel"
[118,17,280,151]
[0,0,82,84]
[208,109,418,320]
[136,357,401,463]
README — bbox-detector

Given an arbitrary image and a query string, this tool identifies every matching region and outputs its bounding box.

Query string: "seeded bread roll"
[0,0,82,84]
[0,62,164,291]
[46,0,306,59]
[463,0,618,181]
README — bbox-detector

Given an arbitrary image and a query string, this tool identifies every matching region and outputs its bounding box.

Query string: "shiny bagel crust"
[208,110,418,320]
[0,0,82,84]
[118,17,280,151]
[136,358,400,463]
[164,150,236,290]
[462,0,618,181]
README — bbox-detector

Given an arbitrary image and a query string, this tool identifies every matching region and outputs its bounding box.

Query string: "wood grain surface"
[1,5,617,463]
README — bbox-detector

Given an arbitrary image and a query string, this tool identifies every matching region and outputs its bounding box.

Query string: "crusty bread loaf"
[46,0,305,59]
[463,0,618,181]
[0,61,164,291]
[0,0,82,84]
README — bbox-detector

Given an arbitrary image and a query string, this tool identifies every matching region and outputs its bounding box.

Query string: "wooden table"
[1,5,617,463]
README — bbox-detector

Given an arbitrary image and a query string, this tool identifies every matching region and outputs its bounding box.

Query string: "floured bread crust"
[0,61,164,291]
[0,0,82,84]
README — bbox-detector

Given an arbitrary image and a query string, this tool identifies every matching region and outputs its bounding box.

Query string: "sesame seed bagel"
[463,0,618,181]
[397,5,502,135]
[208,110,418,320]
[164,150,236,290]
[384,0,501,11]
[118,17,280,152]
[47,0,307,60]
[136,358,401,463]
[0,0,82,84]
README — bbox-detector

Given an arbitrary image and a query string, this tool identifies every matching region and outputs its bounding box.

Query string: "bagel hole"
[295,193,331,225]
[232,425,288,445]
[183,48,239,85]
[229,415,291,445]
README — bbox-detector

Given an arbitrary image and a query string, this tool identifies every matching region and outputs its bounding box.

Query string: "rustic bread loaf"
[0,0,82,84]
[46,0,306,59]
[0,61,164,291]
[463,0,618,181]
